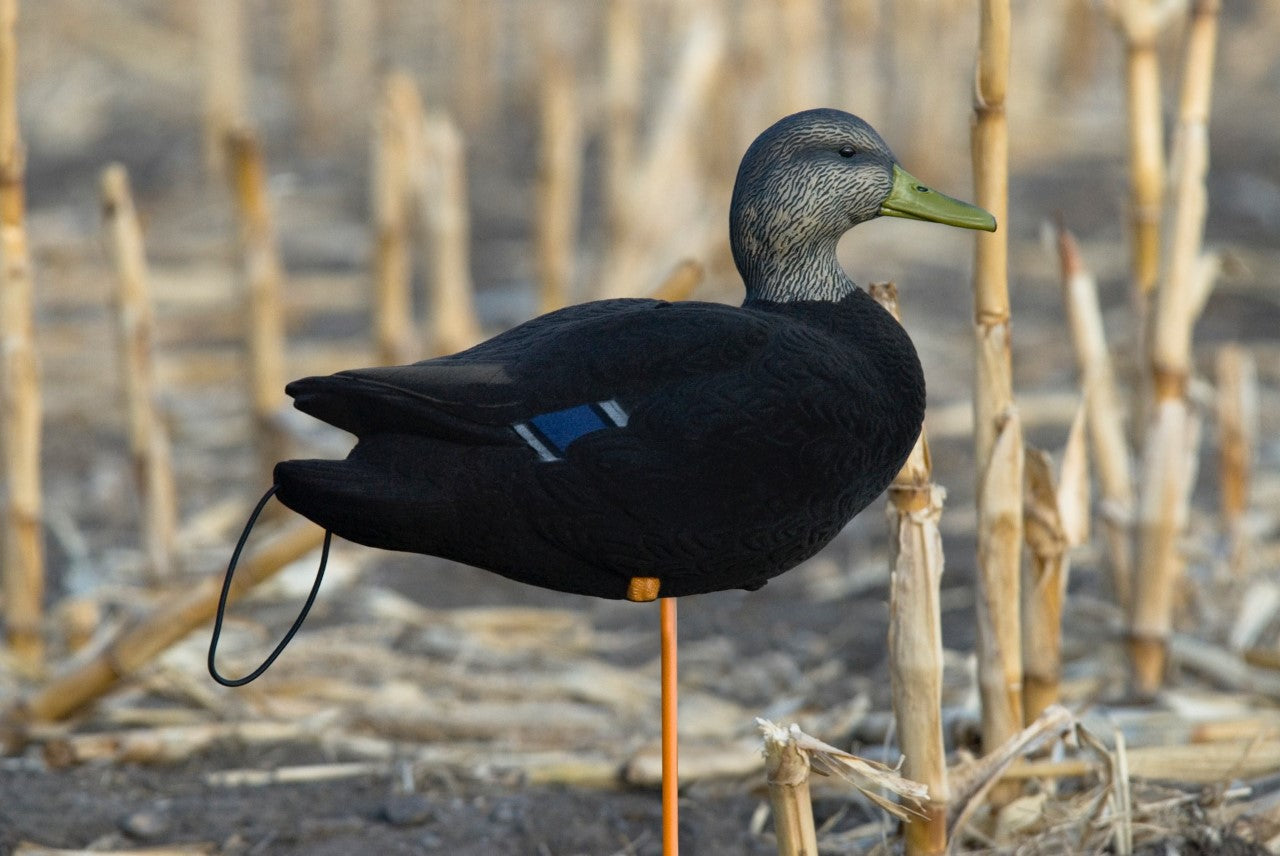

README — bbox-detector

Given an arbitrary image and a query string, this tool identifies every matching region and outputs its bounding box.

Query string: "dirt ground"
[1,748,773,854]
[0,539,905,854]
[2,3,1280,855]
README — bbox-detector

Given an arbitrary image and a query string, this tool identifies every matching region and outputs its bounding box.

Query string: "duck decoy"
[271,108,993,600]
[211,108,994,854]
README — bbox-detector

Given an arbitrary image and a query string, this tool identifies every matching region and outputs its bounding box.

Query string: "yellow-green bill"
[880,164,997,232]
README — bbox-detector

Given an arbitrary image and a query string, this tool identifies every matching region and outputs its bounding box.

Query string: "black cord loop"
[208,484,332,687]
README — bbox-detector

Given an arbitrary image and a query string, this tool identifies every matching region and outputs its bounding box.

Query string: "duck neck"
[737,238,857,304]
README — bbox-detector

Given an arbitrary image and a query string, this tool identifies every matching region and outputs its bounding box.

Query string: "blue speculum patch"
[530,404,608,451]
[514,400,628,461]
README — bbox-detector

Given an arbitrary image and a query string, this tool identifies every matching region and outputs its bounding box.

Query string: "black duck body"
[275,290,925,598]
[272,108,995,601]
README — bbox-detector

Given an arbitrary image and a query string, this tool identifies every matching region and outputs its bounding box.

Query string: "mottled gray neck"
[736,235,857,304]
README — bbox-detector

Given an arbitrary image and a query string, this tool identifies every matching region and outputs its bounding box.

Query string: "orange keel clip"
[626,576,661,602]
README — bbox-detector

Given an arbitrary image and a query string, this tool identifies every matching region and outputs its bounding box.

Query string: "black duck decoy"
[273,108,995,604]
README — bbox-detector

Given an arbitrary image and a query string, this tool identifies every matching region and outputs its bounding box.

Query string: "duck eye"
[838,146,856,158]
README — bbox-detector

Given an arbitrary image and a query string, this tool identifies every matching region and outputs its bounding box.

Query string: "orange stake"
[660,596,679,855]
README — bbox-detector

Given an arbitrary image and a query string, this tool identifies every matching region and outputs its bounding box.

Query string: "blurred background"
[17,0,1279,524]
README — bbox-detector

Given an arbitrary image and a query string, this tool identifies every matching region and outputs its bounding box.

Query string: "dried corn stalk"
[1022,405,1089,722]
[760,720,818,856]
[1216,344,1257,575]
[1131,0,1220,696]
[975,414,1026,749]
[650,259,704,303]
[1131,398,1202,694]
[874,282,948,856]
[450,0,498,131]
[758,719,926,823]
[603,0,640,258]
[199,0,246,175]
[225,129,288,474]
[285,0,326,151]
[371,73,423,365]
[535,46,582,313]
[418,113,483,355]
[1105,0,1184,444]
[0,0,43,675]
[1105,0,1182,298]
[101,164,178,580]
[971,0,1025,758]
[598,12,724,299]
[777,0,826,113]
[331,0,376,124]
[1055,226,1134,609]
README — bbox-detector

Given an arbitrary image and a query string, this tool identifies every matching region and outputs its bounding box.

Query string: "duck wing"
[285,298,774,443]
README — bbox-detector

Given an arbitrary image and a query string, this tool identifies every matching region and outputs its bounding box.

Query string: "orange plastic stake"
[660,597,679,855]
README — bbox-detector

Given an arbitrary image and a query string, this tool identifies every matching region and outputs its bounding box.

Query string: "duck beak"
[879,164,997,232]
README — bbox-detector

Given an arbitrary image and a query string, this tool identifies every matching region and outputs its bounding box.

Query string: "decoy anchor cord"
[208,484,332,687]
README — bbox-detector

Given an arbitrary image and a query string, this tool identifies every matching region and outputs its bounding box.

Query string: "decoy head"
[730,108,996,301]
